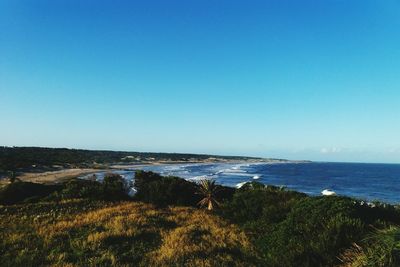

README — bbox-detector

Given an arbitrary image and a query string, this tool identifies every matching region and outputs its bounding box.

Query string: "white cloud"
[320,147,342,154]
[388,148,400,153]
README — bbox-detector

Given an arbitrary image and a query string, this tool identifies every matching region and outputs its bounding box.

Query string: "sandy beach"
[16,168,105,184]
[2,159,270,185]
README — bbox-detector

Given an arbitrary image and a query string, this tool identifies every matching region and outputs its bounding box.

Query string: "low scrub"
[0,181,62,205]
[261,197,367,266]
[221,183,400,267]
[0,173,130,205]
[134,170,235,207]
[221,182,306,228]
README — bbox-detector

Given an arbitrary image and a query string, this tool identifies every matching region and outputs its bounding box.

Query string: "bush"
[102,173,130,200]
[0,174,131,205]
[238,181,266,191]
[221,185,306,229]
[134,171,235,207]
[56,179,103,200]
[0,181,62,205]
[261,196,367,267]
[134,174,200,207]
[134,170,162,191]
[220,188,400,267]
[352,200,400,226]
[56,174,129,201]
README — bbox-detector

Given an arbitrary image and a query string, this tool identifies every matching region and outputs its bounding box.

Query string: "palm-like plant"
[197,179,221,211]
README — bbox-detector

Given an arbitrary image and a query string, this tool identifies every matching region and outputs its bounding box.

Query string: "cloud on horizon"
[320,147,342,154]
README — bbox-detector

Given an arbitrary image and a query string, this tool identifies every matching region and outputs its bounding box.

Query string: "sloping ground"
[0,200,258,266]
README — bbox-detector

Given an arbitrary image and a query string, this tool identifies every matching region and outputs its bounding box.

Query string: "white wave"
[220,172,254,177]
[236,181,248,189]
[219,164,248,174]
[321,189,336,196]
[187,175,210,181]
[163,165,184,171]
[223,169,247,173]
[253,175,260,179]
[128,187,137,197]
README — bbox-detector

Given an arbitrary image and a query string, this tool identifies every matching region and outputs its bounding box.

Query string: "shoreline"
[1,159,309,186]
[2,161,400,205]
[4,159,272,185]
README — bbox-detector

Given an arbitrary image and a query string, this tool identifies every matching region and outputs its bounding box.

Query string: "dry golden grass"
[149,206,256,266]
[0,200,259,266]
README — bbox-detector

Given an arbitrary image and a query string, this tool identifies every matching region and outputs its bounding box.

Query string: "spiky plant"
[197,179,221,211]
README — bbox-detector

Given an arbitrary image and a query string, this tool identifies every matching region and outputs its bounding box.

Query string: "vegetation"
[220,183,400,267]
[1,171,400,266]
[0,146,260,175]
[0,200,257,266]
[0,174,128,205]
[0,181,62,205]
[221,182,306,228]
[260,197,367,266]
[197,179,221,210]
[133,171,234,208]
[133,171,201,207]
[339,226,400,266]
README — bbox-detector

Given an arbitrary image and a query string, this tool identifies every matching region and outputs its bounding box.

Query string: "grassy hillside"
[1,171,400,266]
[0,199,257,266]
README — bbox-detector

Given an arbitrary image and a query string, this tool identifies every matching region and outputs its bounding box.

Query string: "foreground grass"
[0,199,258,266]
[2,175,399,266]
[339,226,400,267]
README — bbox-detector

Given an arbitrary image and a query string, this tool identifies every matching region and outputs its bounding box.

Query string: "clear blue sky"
[1,1,400,163]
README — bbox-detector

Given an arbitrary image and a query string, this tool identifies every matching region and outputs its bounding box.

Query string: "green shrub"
[102,173,130,200]
[261,197,367,267]
[220,188,400,267]
[0,174,131,205]
[134,171,235,207]
[56,179,103,200]
[220,185,306,229]
[56,174,129,201]
[0,181,62,205]
[135,175,200,207]
[238,181,266,191]
[134,170,162,191]
[353,201,400,226]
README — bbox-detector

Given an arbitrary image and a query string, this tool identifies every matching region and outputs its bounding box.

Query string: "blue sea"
[82,162,400,204]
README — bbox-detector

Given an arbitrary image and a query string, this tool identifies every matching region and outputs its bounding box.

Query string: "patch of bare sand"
[17,169,106,184]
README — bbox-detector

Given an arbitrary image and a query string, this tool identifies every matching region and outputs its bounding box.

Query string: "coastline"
[0,161,244,185]
[4,158,288,185]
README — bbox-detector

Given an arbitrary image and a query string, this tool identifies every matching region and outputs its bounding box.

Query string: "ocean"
[82,162,400,204]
